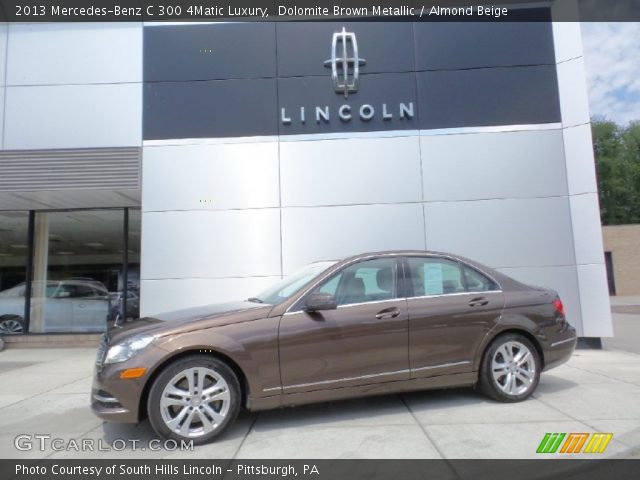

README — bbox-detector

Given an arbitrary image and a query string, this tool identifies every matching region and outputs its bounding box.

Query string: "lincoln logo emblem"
[324,27,366,98]
[280,26,414,126]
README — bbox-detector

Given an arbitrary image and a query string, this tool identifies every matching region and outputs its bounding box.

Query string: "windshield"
[253,261,337,305]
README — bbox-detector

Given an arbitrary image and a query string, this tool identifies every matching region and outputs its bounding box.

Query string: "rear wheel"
[147,355,241,444]
[479,333,540,402]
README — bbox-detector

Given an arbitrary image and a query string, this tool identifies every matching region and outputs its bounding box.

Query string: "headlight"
[104,335,154,364]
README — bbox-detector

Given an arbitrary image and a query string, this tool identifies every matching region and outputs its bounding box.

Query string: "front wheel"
[147,355,241,444]
[478,333,541,402]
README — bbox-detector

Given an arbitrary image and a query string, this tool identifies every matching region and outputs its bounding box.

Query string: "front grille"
[95,333,108,366]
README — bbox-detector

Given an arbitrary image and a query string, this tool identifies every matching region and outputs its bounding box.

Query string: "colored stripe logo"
[584,433,614,453]
[537,433,613,454]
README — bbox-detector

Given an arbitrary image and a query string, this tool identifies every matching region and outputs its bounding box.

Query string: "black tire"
[147,355,241,445]
[0,316,26,335]
[478,333,541,403]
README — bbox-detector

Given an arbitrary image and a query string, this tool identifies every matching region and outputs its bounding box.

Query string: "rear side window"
[406,257,465,296]
[406,257,499,297]
[463,266,499,292]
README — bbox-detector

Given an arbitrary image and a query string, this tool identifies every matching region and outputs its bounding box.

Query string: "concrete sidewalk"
[0,345,638,459]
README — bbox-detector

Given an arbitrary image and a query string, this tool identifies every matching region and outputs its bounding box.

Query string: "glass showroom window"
[111,208,141,329]
[29,210,124,333]
[0,211,30,335]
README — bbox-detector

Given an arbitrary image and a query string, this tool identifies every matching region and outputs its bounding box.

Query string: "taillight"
[553,299,565,317]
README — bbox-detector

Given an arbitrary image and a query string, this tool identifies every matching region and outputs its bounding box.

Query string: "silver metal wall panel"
[0,25,6,149]
[280,136,422,207]
[424,196,575,269]
[142,209,282,280]
[421,129,568,201]
[141,276,281,317]
[0,24,6,88]
[4,83,142,150]
[7,23,142,86]
[142,142,280,212]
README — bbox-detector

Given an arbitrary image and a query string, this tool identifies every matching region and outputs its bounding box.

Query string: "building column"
[29,212,49,333]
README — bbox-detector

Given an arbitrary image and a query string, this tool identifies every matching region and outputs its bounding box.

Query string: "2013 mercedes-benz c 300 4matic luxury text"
[92,251,577,444]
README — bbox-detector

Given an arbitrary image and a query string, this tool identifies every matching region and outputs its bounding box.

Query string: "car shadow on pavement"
[100,420,157,444]
[534,376,580,394]
[97,410,256,449]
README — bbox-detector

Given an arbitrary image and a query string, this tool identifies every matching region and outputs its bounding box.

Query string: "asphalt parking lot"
[0,299,639,460]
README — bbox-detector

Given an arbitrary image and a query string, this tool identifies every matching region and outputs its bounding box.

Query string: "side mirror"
[304,292,337,312]
[54,291,70,299]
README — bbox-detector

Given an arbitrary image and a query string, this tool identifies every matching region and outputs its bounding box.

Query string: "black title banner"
[1,0,639,22]
[1,459,639,480]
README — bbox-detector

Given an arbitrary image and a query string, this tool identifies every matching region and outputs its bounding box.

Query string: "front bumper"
[91,387,137,423]
[91,342,169,424]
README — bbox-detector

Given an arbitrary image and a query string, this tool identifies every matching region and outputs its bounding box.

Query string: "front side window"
[314,257,397,307]
[406,257,465,297]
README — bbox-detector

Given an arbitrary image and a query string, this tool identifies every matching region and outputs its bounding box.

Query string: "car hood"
[107,301,273,344]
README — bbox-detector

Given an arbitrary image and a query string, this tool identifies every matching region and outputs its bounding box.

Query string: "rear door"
[404,256,504,378]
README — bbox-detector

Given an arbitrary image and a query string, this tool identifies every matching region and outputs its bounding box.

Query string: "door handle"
[375,307,400,319]
[468,297,489,307]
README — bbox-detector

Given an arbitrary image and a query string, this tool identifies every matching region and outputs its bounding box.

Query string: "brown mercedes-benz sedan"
[92,251,577,444]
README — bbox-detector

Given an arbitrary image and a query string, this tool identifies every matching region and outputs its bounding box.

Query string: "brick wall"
[603,224,640,295]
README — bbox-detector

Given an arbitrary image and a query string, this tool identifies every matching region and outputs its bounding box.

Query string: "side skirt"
[248,372,478,411]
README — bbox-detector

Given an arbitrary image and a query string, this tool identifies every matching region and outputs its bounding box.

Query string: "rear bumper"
[542,326,577,371]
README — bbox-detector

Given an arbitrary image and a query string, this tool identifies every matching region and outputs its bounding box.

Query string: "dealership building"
[0,6,613,339]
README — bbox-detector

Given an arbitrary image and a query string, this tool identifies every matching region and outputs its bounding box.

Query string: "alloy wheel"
[159,367,231,438]
[0,319,24,335]
[491,341,536,396]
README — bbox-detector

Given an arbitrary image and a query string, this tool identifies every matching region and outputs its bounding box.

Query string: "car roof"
[327,250,467,263]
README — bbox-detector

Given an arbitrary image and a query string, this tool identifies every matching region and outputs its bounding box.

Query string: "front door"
[278,256,409,394]
[404,256,504,378]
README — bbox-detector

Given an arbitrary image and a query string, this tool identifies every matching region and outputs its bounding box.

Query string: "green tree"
[592,119,640,225]
[620,122,640,223]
